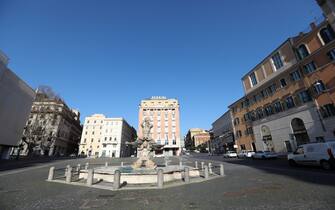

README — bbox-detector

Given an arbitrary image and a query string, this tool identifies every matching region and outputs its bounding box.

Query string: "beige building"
[79,114,136,158]
[184,128,208,150]
[138,96,181,156]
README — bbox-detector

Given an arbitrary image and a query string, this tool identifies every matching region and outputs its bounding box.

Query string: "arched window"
[319,25,335,45]
[297,44,309,59]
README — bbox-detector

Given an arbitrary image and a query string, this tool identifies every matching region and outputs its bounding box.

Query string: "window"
[264,105,273,116]
[290,70,301,81]
[274,101,283,113]
[256,108,264,119]
[84,138,87,143]
[109,137,112,141]
[286,96,295,109]
[298,90,312,103]
[272,52,283,70]
[249,72,258,86]
[91,138,93,143]
[297,44,309,59]
[303,61,317,74]
[240,144,246,150]
[313,80,326,94]
[320,103,335,118]
[327,48,335,60]
[104,137,107,141]
[316,136,325,142]
[319,25,335,44]
[280,78,287,88]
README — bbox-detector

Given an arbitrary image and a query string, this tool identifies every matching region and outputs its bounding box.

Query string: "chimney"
[310,22,317,30]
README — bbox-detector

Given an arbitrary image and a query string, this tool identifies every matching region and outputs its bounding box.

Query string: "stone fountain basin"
[79,165,200,184]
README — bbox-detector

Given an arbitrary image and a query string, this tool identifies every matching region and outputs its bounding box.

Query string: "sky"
[0,0,323,136]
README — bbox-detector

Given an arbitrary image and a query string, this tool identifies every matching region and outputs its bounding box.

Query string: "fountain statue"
[131,117,162,169]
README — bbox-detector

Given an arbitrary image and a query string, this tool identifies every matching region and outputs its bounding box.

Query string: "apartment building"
[138,96,181,156]
[211,111,235,154]
[79,114,136,158]
[230,18,335,153]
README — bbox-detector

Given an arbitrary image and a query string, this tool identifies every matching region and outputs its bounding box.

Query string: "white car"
[223,151,237,158]
[237,150,255,158]
[252,151,278,159]
[288,141,335,170]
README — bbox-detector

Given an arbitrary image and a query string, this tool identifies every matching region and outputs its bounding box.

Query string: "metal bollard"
[204,166,209,179]
[105,162,108,167]
[87,169,94,186]
[220,164,225,176]
[85,162,89,170]
[208,163,213,174]
[201,162,204,170]
[195,161,198,169]
[157,169,164,188]
[184,167,190,183]
[113,170,121,189]
[66,166,72,183]
[48,166,55,181]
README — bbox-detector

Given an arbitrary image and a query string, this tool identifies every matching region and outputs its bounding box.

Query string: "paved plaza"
[0,154,335,210]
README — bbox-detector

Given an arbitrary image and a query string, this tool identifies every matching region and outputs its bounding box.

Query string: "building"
[14,87,82,156]
[79,114,136,158]
[184,128,209,150]
[211,111,235,154]
[0,50,35,159]
[317,0,335,30]
[229,16,335,153]
[138,96,181,156]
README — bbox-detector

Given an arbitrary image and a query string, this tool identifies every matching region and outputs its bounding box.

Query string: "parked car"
[237,150,255,158]
[223,151,237,158]
[252,151,278,159]
[287,141,335,170]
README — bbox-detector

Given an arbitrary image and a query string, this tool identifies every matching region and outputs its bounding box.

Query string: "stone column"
[204,166,209,179]
[121,162,124,167]
[87,169,94,186]
[157,169,164,188]
[66,166,72,183]
[184,167,190,183]
[113,170,121,189]
[85,162,89,170]
[220,164,225,176]
[65,165,70,177]
[105,162,108,167]
[195,161,198,169]
[179,161,183,168]
[48,166,55,181]
[201,162,204,170]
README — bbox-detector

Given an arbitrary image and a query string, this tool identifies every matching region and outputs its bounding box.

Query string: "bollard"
[66,166,72,183]
[76,164,81,173]
[201,162,204,170]
[220,164,225,176]
[65,165,70,177]
[165,160,168,166]
[179,161,183,168]
[157,169,164,188]
[121,162,124,167]
[113,170,121,189]
[204,166,209,179]
[184,167,190,183]
[48,166,55,181]
[208,163,213,174]
[195,161,198,169]
[87,169,94,186]
[85,162,89,170]
[105,162,108,167]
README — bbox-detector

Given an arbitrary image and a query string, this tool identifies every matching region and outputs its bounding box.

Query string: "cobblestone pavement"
[0,154,335,210]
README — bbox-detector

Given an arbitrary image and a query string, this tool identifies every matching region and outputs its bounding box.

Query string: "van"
[287,141,335,170]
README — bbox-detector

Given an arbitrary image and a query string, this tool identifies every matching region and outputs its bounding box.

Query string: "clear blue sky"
[0,0,322,136]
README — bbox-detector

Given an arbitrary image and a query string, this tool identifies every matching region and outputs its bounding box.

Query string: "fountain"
[78,117,200,186]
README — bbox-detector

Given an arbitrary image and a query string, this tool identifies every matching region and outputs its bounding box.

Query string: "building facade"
[138,96,181,156]
[79,114,136,158]
[230,17,335,153]
[0,50,35,159]
[14,88,82,157]
[211,111,235,154]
